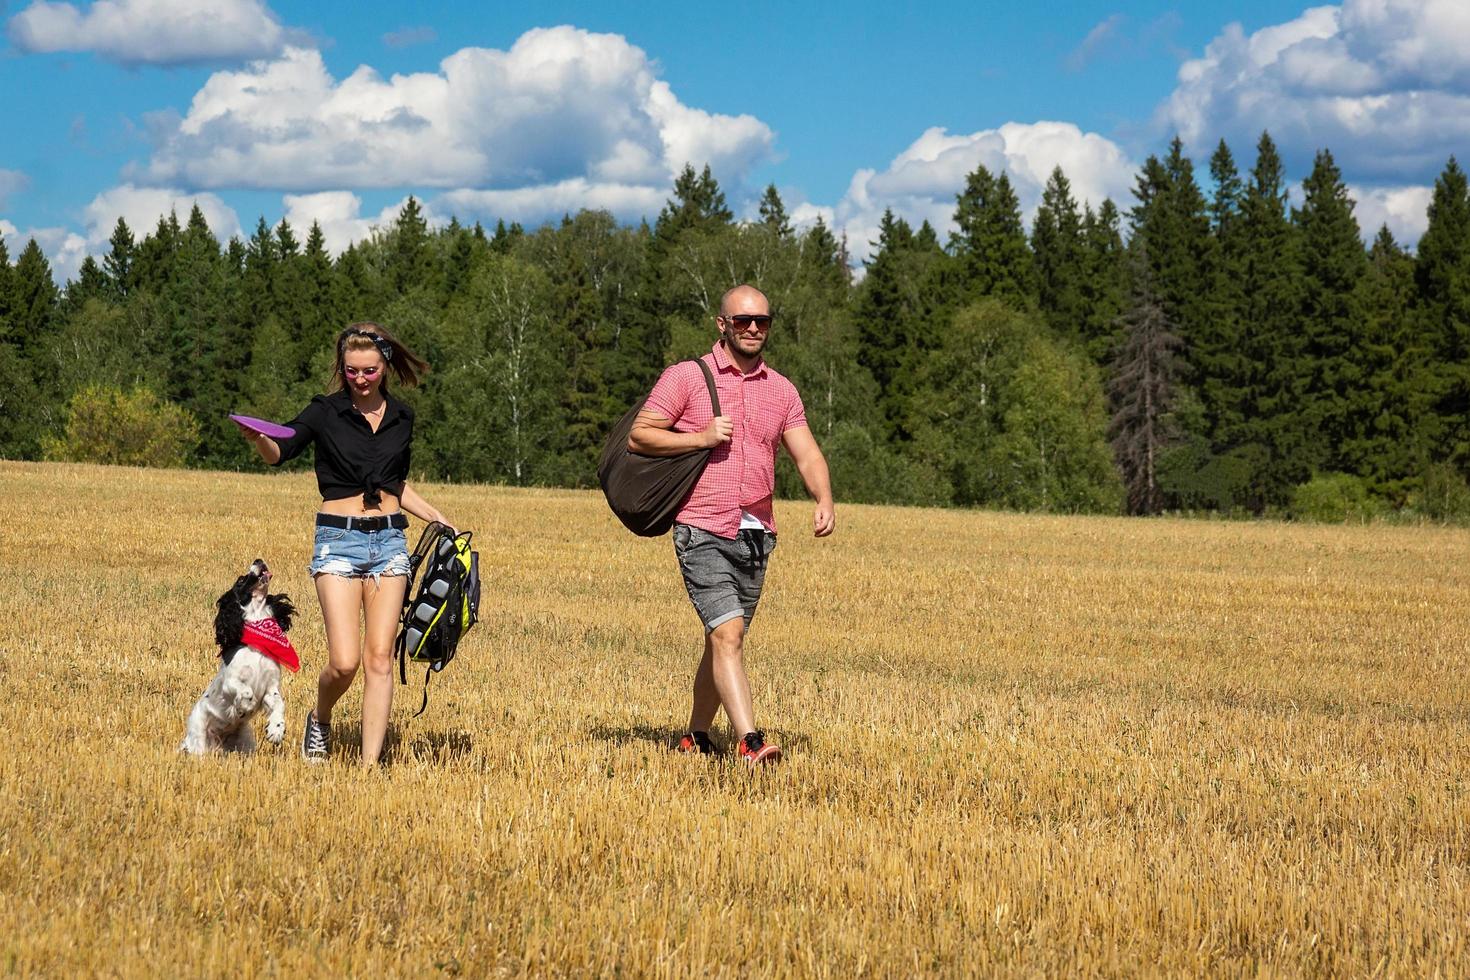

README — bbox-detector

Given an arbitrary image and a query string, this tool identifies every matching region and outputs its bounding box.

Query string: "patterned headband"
[341,328,394,363]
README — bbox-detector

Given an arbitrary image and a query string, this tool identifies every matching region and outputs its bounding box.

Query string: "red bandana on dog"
[239,619,300,672]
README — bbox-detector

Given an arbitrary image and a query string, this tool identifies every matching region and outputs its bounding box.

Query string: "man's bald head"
[719,284,769,316]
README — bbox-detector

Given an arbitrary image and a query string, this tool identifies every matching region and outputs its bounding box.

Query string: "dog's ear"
[215,588,246,650]
[268,593,297,633]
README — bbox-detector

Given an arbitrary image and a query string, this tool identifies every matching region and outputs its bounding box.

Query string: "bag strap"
[688,357,721,417]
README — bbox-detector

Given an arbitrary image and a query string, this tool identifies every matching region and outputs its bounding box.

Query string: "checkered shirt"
[643,341,808,539]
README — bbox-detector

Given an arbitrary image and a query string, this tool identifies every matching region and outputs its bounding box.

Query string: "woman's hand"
[234,421,280,463]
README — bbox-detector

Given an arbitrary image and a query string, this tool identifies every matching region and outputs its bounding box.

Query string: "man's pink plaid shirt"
[643,341,808,539]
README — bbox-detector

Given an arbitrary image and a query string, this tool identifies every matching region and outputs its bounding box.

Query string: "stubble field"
[1,460,1466,977]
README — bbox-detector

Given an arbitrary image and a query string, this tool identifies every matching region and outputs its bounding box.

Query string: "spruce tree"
[1357,226,1427,497]
[950,165,1035,303]
[1292,149,1369,478]
[1109,243,1183,514]
[1415,157,1470,474]
[1031,166,1085,337]
[1232,132,1303,508]
[1078,200,1127,363]
[758,184,792,238]
[103,217,136,300]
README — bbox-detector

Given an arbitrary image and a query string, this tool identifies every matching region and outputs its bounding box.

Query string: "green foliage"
[6,131,1468,522]
[1289,472,1379,523]
[1413,463,1470,523]
[42,385,200,468]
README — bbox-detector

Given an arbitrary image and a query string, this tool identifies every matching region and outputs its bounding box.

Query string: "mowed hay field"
[1,461,1467,977]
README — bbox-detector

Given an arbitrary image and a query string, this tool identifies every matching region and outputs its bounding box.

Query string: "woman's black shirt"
[272,388,413,506]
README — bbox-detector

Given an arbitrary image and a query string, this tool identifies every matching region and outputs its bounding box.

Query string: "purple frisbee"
[230,414,296,439]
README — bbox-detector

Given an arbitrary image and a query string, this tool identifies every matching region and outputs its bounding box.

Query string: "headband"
[340,328,394,363]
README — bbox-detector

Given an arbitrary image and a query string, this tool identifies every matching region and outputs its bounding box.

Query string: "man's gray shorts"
[672,523,777,632]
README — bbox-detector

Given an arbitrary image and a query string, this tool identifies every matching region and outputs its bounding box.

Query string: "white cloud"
[134,26,775,218]
[7,0,292,66]
[1349,183,1433,247]
[805,121,1138,266]
[1,219,89,282]
[1159,0,1470,184]
[81,183,242,248]
[1067,14,1126,72]
[282,191,440,255]
[0,169,29,209]
[438,180,666,227]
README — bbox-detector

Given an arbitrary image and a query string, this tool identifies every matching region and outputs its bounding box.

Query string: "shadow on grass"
[323,720,475,766]
[585,721,812,756]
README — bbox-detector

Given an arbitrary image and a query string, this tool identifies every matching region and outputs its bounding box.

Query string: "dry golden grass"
[1,460,1467,977]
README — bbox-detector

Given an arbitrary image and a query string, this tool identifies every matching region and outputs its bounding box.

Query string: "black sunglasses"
[723,314,773,330]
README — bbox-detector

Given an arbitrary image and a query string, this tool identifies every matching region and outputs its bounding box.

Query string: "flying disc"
[229,414,296,439]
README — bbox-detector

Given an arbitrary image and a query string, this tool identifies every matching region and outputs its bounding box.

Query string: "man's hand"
[813,500,835,537]
[703,415,733,447]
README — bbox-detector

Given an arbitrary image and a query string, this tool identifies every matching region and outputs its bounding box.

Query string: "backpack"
[395,521,480,717]
[598,357,722,536]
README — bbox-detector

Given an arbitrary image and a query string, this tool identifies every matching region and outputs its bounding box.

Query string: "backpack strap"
[689,357,721,416]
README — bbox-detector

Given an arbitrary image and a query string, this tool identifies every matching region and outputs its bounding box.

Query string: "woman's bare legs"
[359,573,408,766]
[315,574,364,726]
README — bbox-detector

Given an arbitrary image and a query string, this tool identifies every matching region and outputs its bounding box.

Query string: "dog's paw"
[266,718,286,744]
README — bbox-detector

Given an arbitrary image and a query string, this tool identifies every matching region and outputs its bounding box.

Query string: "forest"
[3,132,1469,520]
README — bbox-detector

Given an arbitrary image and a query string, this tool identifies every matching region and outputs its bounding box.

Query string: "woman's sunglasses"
[343,365,382,380]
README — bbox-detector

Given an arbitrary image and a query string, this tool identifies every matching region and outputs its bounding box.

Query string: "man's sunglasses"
[723,314,774,331]
[343,365,382,380]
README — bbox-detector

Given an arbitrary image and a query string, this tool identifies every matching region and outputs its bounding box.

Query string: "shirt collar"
[328,387,405,425]
[711,340,766,378]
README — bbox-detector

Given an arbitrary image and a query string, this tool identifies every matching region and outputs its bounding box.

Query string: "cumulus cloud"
[1,219,89,282]
[0,169,29,209]
[7,0,294,66]
[803,121,1138,266]
[281,191,442,255]
[81,183,242,248]
[439,180,666,227]
[1158,0,1470,184]
[1349,183,1434,247]
[134,26,775,216]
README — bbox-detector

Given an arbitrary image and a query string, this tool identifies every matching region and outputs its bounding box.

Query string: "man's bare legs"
[687,617,755,738]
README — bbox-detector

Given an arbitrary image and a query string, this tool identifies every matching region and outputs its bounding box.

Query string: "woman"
[238,323,451,767]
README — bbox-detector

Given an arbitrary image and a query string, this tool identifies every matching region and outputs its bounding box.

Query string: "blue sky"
[3,0,1467,281]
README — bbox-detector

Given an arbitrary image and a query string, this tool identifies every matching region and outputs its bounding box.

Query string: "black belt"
[316,513,408,532]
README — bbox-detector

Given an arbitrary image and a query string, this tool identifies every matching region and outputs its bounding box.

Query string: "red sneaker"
[738,730,782,765]
[673,731,716,755]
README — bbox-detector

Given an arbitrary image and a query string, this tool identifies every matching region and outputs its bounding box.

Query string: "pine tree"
[1357,226,1428,497]
[1230,132,1302,508]
[10,239,59,364]
[0,238,15,342]
[1292,149,1369,478]
[1109,243,1184,514]
[950,165,1035,303]
[1031,166,1085,337]
[1078,200,1127,363]
[758,184,792,237]
[61,257,109,320]
[103,217,136,300]
[390,196,437,295]
[1414,157,1470,474]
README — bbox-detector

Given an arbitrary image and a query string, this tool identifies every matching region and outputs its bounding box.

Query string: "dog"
[180,559,298,755]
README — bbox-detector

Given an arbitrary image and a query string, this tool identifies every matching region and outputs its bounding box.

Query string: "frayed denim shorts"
[309,517,411,579]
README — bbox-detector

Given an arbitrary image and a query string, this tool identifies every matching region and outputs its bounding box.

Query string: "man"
[629,284,835,765]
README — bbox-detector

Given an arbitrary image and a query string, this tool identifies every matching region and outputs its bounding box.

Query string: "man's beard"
[723,330,766,357]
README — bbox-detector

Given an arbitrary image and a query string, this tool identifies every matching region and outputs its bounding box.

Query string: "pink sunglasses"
[343,365,382,380]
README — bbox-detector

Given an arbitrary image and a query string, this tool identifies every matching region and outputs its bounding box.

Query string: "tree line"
[3,133,1470,520]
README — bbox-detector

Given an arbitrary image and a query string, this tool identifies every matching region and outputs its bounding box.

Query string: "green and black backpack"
[395,521,480,716]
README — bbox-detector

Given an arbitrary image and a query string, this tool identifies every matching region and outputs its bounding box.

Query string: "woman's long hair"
[329,322,429,391]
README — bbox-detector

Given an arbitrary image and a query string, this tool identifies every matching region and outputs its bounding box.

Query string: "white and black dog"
[180,559,299,755]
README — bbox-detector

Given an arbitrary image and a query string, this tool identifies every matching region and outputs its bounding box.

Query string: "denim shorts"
[309,520,411,578]
[673,523,777,632]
